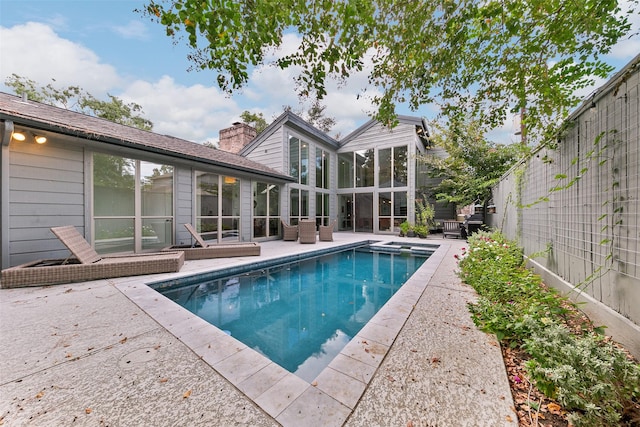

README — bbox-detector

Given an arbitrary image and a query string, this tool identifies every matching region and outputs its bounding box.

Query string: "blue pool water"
[155,245,431,382]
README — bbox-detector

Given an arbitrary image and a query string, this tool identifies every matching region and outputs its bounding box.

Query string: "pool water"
[158,246,430,382]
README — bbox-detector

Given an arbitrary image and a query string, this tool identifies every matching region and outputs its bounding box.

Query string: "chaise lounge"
[162,224,260,260]
[1,225,184,288]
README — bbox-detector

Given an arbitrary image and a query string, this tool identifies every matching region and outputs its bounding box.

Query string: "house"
[0,92,453,269]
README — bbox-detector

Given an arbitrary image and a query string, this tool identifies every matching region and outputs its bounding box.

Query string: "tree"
[305,99,336,133]
[282,100,336,133]
[140,0,635,145]
[239,110,268,133]
[420,118,523,208]
[5,74,153,131]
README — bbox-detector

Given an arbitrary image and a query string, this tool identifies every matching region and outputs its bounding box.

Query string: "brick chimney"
[218,122,257,153]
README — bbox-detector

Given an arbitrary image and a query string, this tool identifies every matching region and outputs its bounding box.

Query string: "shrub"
[457,230,640,426]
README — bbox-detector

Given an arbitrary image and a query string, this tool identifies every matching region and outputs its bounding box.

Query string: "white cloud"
[121,76,241,143]
[112,20,149,40]
[0,22,122,95]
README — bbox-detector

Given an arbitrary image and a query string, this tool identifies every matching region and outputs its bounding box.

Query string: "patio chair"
[298,219,317,244]
[281,220,298,241]
[1,226,184,288]
[442,220,464,239]
[319,220,336,242]
[164,224,260,260]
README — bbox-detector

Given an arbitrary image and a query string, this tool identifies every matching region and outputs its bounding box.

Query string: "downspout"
[1,120,14,269]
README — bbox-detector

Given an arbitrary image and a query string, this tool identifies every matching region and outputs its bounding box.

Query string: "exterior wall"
[1,132,260,268]
[239,179,253,242]
[244,127,286,173]
[6,135,86,266]
[175,167,193,246]
[490,58,640,352]
[340,121,455,228]
[340,121,415,151]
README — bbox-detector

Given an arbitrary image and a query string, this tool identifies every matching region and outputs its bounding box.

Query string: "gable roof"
[239,110,340,156]
[340,115,431,150]
[0,92,294,182]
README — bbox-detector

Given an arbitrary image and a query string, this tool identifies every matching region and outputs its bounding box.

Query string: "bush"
[457,230,640,426]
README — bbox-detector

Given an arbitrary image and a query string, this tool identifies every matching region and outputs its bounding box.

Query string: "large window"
[290,188,309,225]
[379,146,408,188]
[338,152,354,188]
[289,136,309,184]
[378,191,407,232]
[253,182,280,238]
[316,192,330,227]
[195,172,240,243]
[355,149,375,187]
[93,154,173,254]
[315,147,330,189]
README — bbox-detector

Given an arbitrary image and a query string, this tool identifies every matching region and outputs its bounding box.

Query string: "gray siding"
[8,138,85,265]
[340,121,416,152]
[240,179,253,241]
[244,127,285,173]
[175,167,193,246]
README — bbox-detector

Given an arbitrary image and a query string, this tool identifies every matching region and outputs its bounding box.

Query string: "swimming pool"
[153,244,431,382]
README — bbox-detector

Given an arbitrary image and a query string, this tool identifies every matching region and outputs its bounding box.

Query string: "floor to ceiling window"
[378,146,408,232]
[338,146,407,233]
[315,147,330,226]
[93,153,174,254]
[195,172,241,243]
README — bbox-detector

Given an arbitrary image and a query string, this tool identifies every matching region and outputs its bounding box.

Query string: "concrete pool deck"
[0,233,516,426]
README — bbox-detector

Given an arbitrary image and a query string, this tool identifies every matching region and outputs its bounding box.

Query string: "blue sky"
[1,0,639,145]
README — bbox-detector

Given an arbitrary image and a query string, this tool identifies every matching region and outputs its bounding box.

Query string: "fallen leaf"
[119,337,127,344]
[65,353,73,358]
[364,348,370,353]
[361,340,368,344]
[85,408,92,414]
[159,378,168,383]
[311,381,318,387]
[35,391,44,399]
[410,349,418,353]
[183,390,191,399]
[505,415,513,422]
[547,402,562,414]
[386,375,395,382]
[431,357,440,364]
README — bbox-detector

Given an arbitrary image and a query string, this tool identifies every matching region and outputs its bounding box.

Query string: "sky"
[1,0,639,145]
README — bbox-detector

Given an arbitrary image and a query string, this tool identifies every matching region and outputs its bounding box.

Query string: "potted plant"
[399,221,410,237]
[413,224,428,238]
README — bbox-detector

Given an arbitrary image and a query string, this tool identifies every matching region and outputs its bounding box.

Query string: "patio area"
[0,232,515,426]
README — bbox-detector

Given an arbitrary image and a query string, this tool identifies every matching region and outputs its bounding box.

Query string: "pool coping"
[114,240,448,426]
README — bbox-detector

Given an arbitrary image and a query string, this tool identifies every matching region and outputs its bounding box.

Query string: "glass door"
[355,193,374,232]
[338,194,353,231]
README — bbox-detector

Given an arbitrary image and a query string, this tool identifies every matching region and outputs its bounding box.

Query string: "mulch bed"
[501,290,640,427]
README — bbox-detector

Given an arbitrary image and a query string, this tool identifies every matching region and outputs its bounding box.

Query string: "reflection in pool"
[157,246,430,382]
